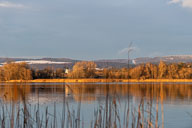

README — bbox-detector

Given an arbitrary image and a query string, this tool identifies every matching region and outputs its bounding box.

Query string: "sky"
[0,0,192,60]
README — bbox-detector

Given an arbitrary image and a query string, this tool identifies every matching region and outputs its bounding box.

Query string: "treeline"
[0,62,67,81]
[0,61,192,81]
[67,61,192,79]
[32,68,66,79]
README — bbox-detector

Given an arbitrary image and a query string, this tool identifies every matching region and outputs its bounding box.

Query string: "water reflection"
[64,83,192,103]
[0,83,192,103]
[0,83,192,128]
[0,84,31,102]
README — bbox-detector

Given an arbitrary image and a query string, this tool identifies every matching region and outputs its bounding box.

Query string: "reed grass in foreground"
[0,84,164,128]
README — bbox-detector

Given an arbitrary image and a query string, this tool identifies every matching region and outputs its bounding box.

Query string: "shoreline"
[3,79,192,83]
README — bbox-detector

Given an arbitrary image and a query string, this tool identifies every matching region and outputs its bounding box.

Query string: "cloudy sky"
[0,0,192,60]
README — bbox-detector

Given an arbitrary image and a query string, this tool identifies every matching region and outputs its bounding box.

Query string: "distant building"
[65,69,70,74]
[95,68,103,71]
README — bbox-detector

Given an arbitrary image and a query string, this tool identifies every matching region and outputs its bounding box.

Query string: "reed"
[0,84,163,128]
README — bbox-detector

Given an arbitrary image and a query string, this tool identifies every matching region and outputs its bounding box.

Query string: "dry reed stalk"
[160,84,164,128]
[155,96,159,128]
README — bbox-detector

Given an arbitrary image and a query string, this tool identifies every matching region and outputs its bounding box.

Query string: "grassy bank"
[4,78,192,83]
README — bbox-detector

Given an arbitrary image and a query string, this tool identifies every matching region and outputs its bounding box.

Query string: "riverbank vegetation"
[1,61,192,81]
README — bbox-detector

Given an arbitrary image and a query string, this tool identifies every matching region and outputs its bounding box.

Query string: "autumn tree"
[85,62,97,78]
[167,64,179,79]
[150,64,158,79]
[143,63,153,79]
[68,61,97,78]
[178,67,192,79]
[130,64,145,79]
[0,67,3,81]
[1,62,32,81]
[120,68,129,79]
[158,61,168,79]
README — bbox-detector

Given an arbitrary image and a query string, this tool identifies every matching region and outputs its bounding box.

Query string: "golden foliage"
[68,61,97,78]
[0,62,32,81]
[102,61,192,79]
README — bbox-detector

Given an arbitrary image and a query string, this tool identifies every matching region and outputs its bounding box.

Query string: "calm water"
[0,82,192,128]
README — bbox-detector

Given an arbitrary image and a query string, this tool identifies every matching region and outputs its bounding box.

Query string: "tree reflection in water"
[0,83,191,127]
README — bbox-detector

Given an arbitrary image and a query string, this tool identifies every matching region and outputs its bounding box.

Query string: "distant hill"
[1,55,192,69]
[0,58,77,69]
[95,55,192,65]
[0,57,130,69]
[132,55,192,65]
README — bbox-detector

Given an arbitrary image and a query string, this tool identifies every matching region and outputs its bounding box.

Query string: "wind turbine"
[127,42,134,78]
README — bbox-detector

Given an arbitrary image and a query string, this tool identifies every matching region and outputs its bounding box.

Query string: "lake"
[0,82,192,128]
